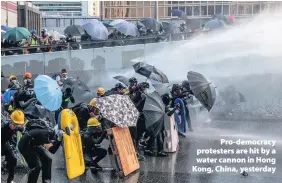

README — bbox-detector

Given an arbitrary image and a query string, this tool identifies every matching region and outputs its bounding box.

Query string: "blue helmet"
[31,30,37,34]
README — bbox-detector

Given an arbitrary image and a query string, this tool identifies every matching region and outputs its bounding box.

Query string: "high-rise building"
[101,1,282,20]
[32,1,90,16]
[1,1,18,27]
[17,1,42,33]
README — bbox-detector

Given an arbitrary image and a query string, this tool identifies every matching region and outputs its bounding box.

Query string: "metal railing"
[1,32,194,55]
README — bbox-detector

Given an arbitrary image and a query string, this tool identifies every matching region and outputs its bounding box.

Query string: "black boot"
[157,151,169,157]
[144,149,156,156]
[108,146,112,155]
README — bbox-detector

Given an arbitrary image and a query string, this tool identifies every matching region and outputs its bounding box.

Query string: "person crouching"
[82,117,107,172]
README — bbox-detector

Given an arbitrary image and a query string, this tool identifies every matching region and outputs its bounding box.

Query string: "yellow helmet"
[87,117,100,127]
[9,75,16,80]
[97,87,105,95]
[89,98,97,107]
[10,110,25,125]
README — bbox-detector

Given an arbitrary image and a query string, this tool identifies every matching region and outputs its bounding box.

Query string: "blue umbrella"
[34,75,62,111]
[204,19,226,30]
[1,25,11,31]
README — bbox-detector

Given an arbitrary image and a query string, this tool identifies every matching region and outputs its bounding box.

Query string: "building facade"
[1,1,17,27]
[101,1,282,20]
[17,1,42,33]
[32,1,89,16]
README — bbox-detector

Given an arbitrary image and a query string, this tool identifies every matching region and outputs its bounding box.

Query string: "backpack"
[2,89,17,104]
[24,119,51,132]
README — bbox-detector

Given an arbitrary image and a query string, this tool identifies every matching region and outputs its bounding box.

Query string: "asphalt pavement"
[2,120,281,183]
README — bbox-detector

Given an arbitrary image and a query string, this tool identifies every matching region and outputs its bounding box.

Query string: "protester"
[1,110,25,183]
[82,117,107,171]
[55,69,68,83]
[96,87,105,98]
[18,120,63,183]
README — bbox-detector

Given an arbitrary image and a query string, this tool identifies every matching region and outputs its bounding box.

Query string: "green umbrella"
[3,27,30,42]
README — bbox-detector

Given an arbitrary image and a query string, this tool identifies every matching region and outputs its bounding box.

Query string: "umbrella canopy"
[187,71,216,111]
[95,95,139,128]
[133,62,169,83]
[140,18,162,32]
[60,77,90,92]
[152,83,171,96]
[143,91,166,137]
[48,30,60,40]
[110,19,139,37]
[34,75,62,111]
[113,75,130,87]
[203,19,226,30]
[170,9,187,19]
[82,22,108,40]
[3,27,30,42]
[64,25,84,36]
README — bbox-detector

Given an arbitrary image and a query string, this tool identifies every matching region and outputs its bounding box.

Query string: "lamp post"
[154,1,158,21]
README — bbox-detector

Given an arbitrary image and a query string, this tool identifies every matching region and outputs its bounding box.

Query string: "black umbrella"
[64,25,85,36]
[113,75,130,87]
[187,71,216,111]
[140,18,162,32]
[133,62,169,83]
[61,77,90,92]
[152,83,171,96]
[238,92,246,102]
[143,91,166,137]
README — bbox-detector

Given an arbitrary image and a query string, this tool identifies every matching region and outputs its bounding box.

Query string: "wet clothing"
[2,122,24,183]
[18,127,60,183]
[72,102,99,131]
[81,127,107,166]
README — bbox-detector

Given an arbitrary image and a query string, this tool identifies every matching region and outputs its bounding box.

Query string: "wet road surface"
[3,120,282,183]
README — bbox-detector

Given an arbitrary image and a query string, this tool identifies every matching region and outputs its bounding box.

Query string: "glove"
[56,130,64,141]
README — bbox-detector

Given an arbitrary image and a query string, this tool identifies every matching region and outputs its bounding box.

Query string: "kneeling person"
[82,117,107,171]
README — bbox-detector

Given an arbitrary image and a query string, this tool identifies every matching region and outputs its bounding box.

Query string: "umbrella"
[152,83,171,96]
[34,75,62,111]
[110,19,139,37]
[143,91,166,137]
[203,19,226,30]
[47,30,60,40]
[113,75,130,86]
[3,27,30,42]
[238,92,246,102]
[133,62,169,83]
[82,22,108,40]
[140,18,162,32]
[64,25,84,36]
[95,95,139,128]
[187,71,216,111]
[170,9,187,19]
[60,77,90,92]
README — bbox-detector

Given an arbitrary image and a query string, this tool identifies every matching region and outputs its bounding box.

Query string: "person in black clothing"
[72,102,100,131]
[81,117,107,171]
[1,110,25,183]
[7,75,21,89]
[81,30,91,42]
[105,83,126,96]
[129,82,150,161]
[55,87,75,123]
[128,77,138,95]
[18,119,63,183]
[14,80,36,111]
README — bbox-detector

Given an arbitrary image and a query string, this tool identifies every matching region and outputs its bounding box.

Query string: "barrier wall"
[1,42,179,77]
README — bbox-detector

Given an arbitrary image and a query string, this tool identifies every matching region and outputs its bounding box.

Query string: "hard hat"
[10,110,25,125]
[9,75,16,80]
[24,72,32,79]
[87,117,100,127]
[61,69,67,75]
[97,88,105,95]
[89,98,97,107]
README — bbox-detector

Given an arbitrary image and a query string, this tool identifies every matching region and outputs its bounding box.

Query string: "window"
[230,4,237,15]
[193,6,200,16]
[186,6,193,16]
[253,4,260,14]
[215,5,222,14]
[201,5,207,16]
[238,4,245,14]
[208,5,215,16]
[223,5,229,15]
